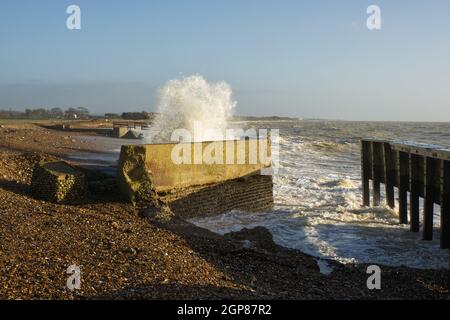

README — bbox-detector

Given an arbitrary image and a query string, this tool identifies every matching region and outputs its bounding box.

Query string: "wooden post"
[372,142,384,207]
[361,140,372,207]
[441,160,450,249]
[410,154,424,232]
[398,151,409,224]
[384,143,395,209]
[423,157,440,240]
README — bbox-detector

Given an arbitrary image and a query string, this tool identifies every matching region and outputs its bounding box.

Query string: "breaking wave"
[145,74,236,143]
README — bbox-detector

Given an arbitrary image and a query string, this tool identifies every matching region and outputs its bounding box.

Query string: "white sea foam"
[145,74,236,143]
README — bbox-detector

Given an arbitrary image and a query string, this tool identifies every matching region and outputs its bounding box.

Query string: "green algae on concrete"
[30,160,88,203]
[116,139,272,204]
[117,145,157,204]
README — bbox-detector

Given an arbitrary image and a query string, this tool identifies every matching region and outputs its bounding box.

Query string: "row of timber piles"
[361,139,450,249]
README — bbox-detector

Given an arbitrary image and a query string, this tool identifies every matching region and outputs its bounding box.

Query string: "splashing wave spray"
[146,74,236,143]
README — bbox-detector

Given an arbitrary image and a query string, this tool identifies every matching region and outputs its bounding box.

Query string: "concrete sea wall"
[160,174,273,219]
[117,139,273,216]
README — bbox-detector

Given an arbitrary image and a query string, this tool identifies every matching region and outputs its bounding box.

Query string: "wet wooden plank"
[409,154,424,232]
[423,157,441,240]
[391,149,399,188]
[372,142,384,206]
[441,160,450,249]
[384,143,395,209]
[398,151,409,224]
[390,143,450,161]
[361,140,372,207]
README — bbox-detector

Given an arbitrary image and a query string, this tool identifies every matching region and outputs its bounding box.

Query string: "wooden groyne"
[112,121,150,129]
[361,139,450,249]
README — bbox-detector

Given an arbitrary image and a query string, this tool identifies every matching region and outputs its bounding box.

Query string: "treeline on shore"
[107,112,156,120]
[0,108,156,121]
[0,107,90,120]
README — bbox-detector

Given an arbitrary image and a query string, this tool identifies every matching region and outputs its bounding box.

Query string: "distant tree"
[104,113,120,119]
[50,107,64,118]
[30,108,48,119]
[75,107,90,119]
[0,109,24,119]
[64,107,90,119]
[0,107,75,120]
[65,108,78,119]
[121,111,152,120]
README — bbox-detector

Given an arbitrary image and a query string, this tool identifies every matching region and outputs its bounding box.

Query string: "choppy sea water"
[190,120,450,270]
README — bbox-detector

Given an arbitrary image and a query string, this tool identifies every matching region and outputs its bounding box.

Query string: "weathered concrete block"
[31,161,87,203]
[161,174,274,219]
[117,139,272,205]
[122,129,143,139]
[111,127,129,138]
[117,145,155,204]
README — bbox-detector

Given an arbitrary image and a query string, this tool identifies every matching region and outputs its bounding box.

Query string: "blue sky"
[1,0,450,120]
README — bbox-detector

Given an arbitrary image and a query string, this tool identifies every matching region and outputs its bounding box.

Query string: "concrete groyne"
[117,139,274,218]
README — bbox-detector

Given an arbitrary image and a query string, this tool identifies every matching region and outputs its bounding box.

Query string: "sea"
[189,120,450,270]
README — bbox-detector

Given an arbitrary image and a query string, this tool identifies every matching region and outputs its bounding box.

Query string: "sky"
[1,0,450,121]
